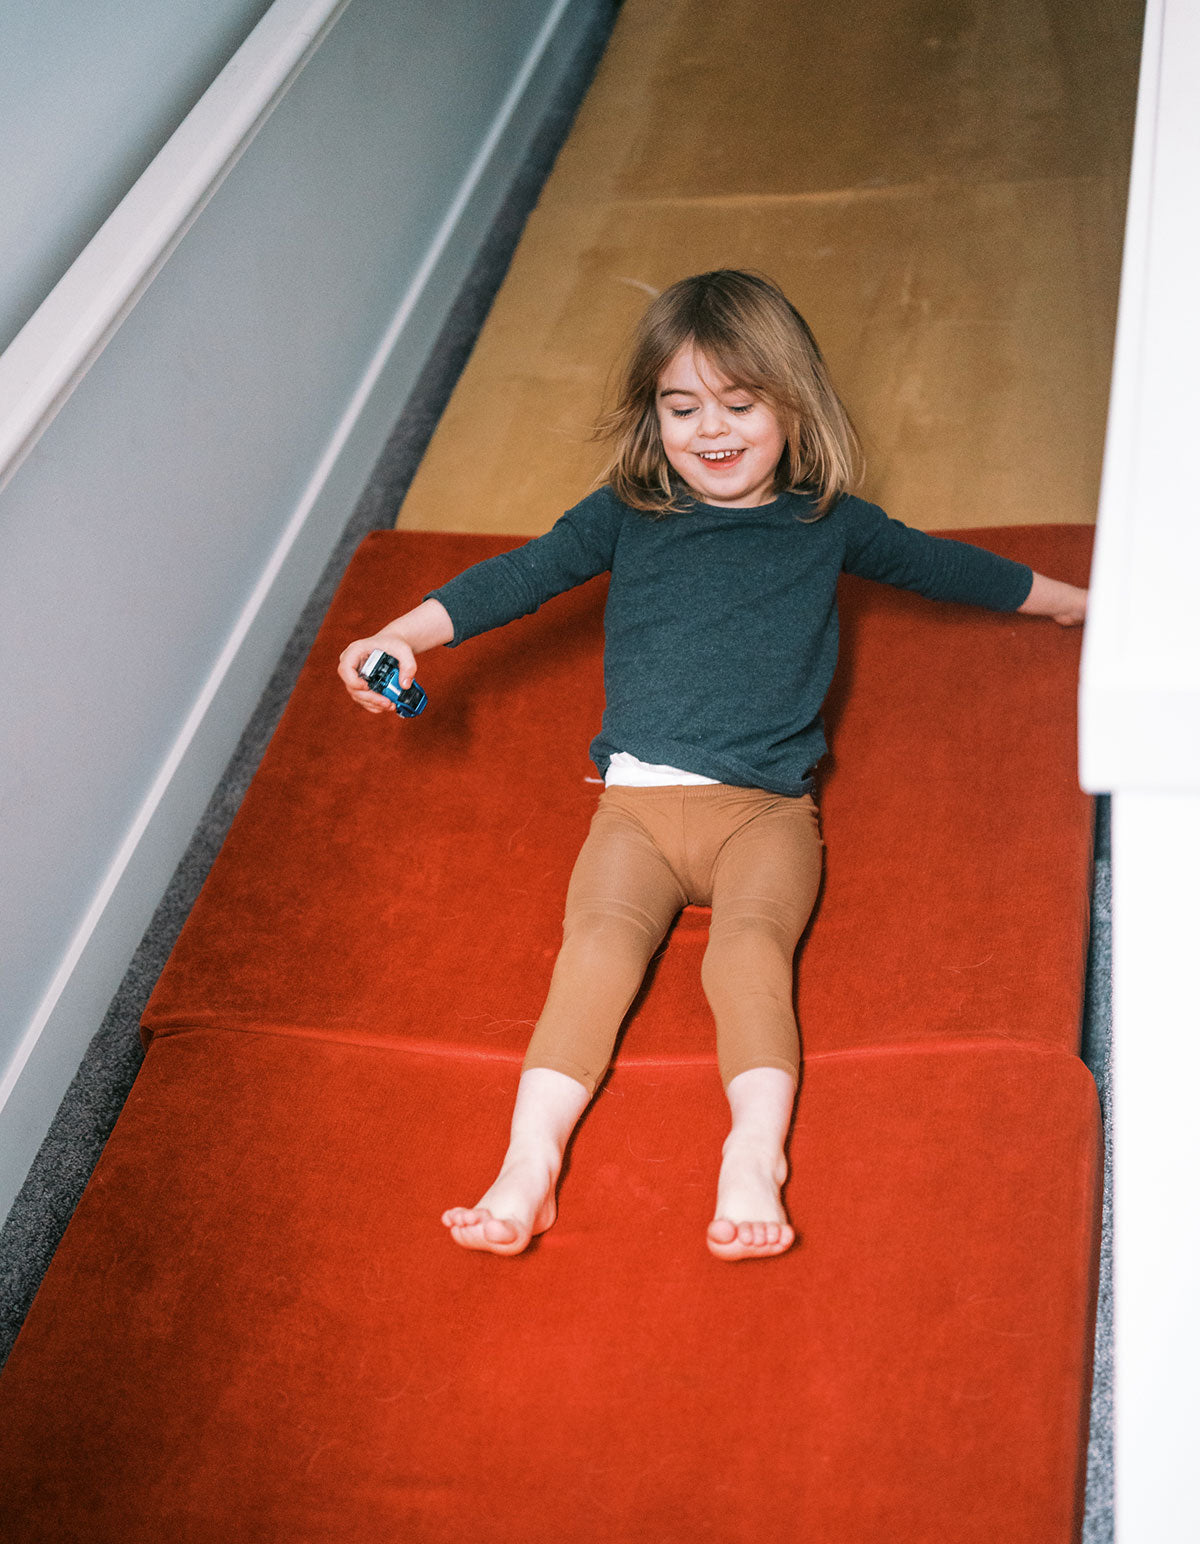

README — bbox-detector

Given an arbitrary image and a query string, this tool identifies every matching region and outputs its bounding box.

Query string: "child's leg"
[443,795,685,1255]
[700,794,822,1260]
[441,1068,590,1254]
[521,794,686,1092]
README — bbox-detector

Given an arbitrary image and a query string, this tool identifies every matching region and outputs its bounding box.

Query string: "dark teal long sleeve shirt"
[428,487,1033,795]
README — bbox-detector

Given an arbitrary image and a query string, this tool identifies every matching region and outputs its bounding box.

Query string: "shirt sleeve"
[426,489,623,645]
[839,497,1033,611]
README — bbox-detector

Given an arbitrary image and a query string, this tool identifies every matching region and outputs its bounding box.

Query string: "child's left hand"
[1017,572,1088,627]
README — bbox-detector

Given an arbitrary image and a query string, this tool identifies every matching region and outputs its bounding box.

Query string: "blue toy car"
[359,649,427,717]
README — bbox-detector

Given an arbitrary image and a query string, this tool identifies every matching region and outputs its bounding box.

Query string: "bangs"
[680,335,777,404]
[670,286,787,400]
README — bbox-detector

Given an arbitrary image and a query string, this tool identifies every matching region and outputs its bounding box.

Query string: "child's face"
[655,344,787,508]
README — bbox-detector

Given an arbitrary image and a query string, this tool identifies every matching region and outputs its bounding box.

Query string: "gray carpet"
[1081,797,1114,1543]
[0,3,1114,1532]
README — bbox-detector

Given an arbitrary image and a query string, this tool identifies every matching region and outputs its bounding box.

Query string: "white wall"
[1079,1,1200,1537]
[0,0,275,354]
[0,0,607,1221]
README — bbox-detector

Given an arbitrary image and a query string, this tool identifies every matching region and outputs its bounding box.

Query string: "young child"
[338,270,1087,1262]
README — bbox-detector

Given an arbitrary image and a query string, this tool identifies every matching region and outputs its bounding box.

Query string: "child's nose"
[697,404,731,436]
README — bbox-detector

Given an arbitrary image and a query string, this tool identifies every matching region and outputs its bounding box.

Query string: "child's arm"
[337,599,453,715]
[337,489,625,714]
[839,499,1088,625]
[1016,572,1088,627]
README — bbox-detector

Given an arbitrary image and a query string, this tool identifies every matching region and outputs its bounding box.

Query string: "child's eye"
[670,407,697,418]
[729,403,754,414]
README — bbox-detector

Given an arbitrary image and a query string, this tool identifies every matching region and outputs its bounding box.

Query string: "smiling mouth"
[696,448,744,463]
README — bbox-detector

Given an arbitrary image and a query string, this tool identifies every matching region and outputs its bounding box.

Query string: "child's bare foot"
[443,1068,591,1257]
[707,1137,794,1261]
[441,1142,560,1256]
[707,1067,797,1261]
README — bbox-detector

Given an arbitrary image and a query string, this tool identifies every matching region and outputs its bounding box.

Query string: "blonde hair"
[597,270,862,515]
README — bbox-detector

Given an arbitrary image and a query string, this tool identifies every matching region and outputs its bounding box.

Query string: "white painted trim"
[1111,790,1200,1544]
[0,0,352,497]
[1079,0,1200,795]
[1077,2,1200,1536]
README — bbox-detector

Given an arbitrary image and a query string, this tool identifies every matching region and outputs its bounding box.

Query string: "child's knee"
[701,921,794,994]
[562,899,666,962]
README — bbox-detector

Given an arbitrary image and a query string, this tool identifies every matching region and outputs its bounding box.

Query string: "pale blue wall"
[0,0,276,353]
[0,0,605,1219]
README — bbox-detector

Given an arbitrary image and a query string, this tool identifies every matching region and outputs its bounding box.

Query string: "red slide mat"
[143,526,1094,1063]
[0,1030,1100,1544]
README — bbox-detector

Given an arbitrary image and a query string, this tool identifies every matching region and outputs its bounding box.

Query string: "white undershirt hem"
[604,751,720,787]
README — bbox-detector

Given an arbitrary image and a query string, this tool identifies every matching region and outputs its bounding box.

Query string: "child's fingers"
[344,681,382,710]
[392,646,418,689]
[338,636,421,706]
[341,672,389,713]
[337,643,373,687]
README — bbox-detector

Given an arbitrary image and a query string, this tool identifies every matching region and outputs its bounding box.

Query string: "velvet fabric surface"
[0,526,1100,1541]
[0,1031,1099,1543]
[142,526,1094,1066]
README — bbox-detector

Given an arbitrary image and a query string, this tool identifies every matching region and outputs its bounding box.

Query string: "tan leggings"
[522,784,823,1093]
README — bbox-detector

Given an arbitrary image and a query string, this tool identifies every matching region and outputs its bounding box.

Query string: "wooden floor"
[398,0,1144,536]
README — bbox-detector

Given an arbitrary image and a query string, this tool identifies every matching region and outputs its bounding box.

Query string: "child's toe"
[482,1214,520,1245]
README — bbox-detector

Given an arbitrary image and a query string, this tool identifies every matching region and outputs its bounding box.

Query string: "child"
[338,270,1087,1262]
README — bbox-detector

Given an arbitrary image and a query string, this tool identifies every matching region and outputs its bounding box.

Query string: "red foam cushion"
[0,1030,1099,1543]
[142,527,1093,1062]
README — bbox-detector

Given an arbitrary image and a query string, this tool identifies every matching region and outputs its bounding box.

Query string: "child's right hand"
[337,632,418,714]
[336,599,453,713]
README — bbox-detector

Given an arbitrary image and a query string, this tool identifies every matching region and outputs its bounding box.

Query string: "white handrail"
[0,0,350,498]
